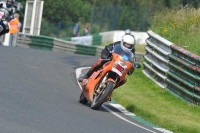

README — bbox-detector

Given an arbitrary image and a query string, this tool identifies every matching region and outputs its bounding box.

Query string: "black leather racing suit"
[0,3,14,36]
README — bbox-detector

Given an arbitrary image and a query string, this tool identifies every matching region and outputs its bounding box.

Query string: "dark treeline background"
[17,0,200,38]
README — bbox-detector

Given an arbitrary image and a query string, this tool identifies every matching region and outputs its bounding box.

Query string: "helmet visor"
[123,42,133,49]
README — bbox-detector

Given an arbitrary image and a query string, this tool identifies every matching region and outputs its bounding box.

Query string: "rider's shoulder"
[112,41,121,47]
[113,41,121,45]
[107,41,120,47]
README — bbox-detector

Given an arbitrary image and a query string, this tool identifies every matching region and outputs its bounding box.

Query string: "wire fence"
[90,5,151,33]
[40,5,151,39]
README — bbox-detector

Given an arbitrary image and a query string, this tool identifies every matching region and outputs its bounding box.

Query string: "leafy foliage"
[43,0,91,23]
[150,6,200,55]
[16,0,200,37]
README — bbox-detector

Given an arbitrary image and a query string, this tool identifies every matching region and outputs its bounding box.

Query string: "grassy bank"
[113,68,200,133]
[113,7,200,133]
[150,6,200,55]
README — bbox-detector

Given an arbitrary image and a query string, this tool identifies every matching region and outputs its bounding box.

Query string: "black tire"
[79,92,88,104]
[91,81,114,110]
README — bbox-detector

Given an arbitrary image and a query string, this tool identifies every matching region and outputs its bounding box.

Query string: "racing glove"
[101,45,113,59]
[101,49,110,59]
[105,45,113,51]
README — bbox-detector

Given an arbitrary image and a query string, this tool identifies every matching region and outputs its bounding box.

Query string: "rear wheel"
[79,92,88,104]
[91,81,114,110]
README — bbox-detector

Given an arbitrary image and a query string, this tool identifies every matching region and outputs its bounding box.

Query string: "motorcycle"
[0,9,5,32]
[79,44,141,110]
[0,7,13,35]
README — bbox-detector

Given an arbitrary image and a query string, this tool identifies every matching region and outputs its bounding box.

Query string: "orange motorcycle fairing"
[80,49,134,110]
[90,58,102,70]
[81,69,105,102]
[82,62,114,102]
[81,54,131,103]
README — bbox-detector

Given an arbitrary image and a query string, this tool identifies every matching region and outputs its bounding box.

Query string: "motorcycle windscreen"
[113,44,133,63]
[111,60,127,76]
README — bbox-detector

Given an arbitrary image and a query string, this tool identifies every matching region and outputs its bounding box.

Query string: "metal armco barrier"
[144,30,200,105]
[16,31,200,104]
[16,33,144,61]
[17,33,101,56]
[17,33,54,50]
[62,33,102,46]
[167,45,200,104]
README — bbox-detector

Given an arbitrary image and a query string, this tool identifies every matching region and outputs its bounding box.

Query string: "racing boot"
[77,69,93,82]
[78,59,106,82]
[78,59,105,82]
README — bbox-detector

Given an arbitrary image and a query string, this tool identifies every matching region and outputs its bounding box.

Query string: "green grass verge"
[135,44,146,53]
[150,7,200,55]
[113,66,200,133]
[101,7,200,133]
[112,7,200,133]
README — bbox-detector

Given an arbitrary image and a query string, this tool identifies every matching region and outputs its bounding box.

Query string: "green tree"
[17,0,200,37]
[43,0,91,23]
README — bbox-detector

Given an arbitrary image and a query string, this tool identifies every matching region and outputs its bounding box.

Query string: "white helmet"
[121,35,135,52]
[125,29,131,35]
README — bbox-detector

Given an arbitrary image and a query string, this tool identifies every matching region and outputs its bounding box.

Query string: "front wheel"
[91,81,115,110]
[79,92,88,104]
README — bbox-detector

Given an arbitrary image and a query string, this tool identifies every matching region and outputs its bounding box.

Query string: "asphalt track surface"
[0,46,162,133]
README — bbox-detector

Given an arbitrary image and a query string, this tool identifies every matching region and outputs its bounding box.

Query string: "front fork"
[99,72,119,91]
[95,73,109,95]
[95,72,119,102]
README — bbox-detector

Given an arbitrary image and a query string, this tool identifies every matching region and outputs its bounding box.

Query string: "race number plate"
[111,64,125,76]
